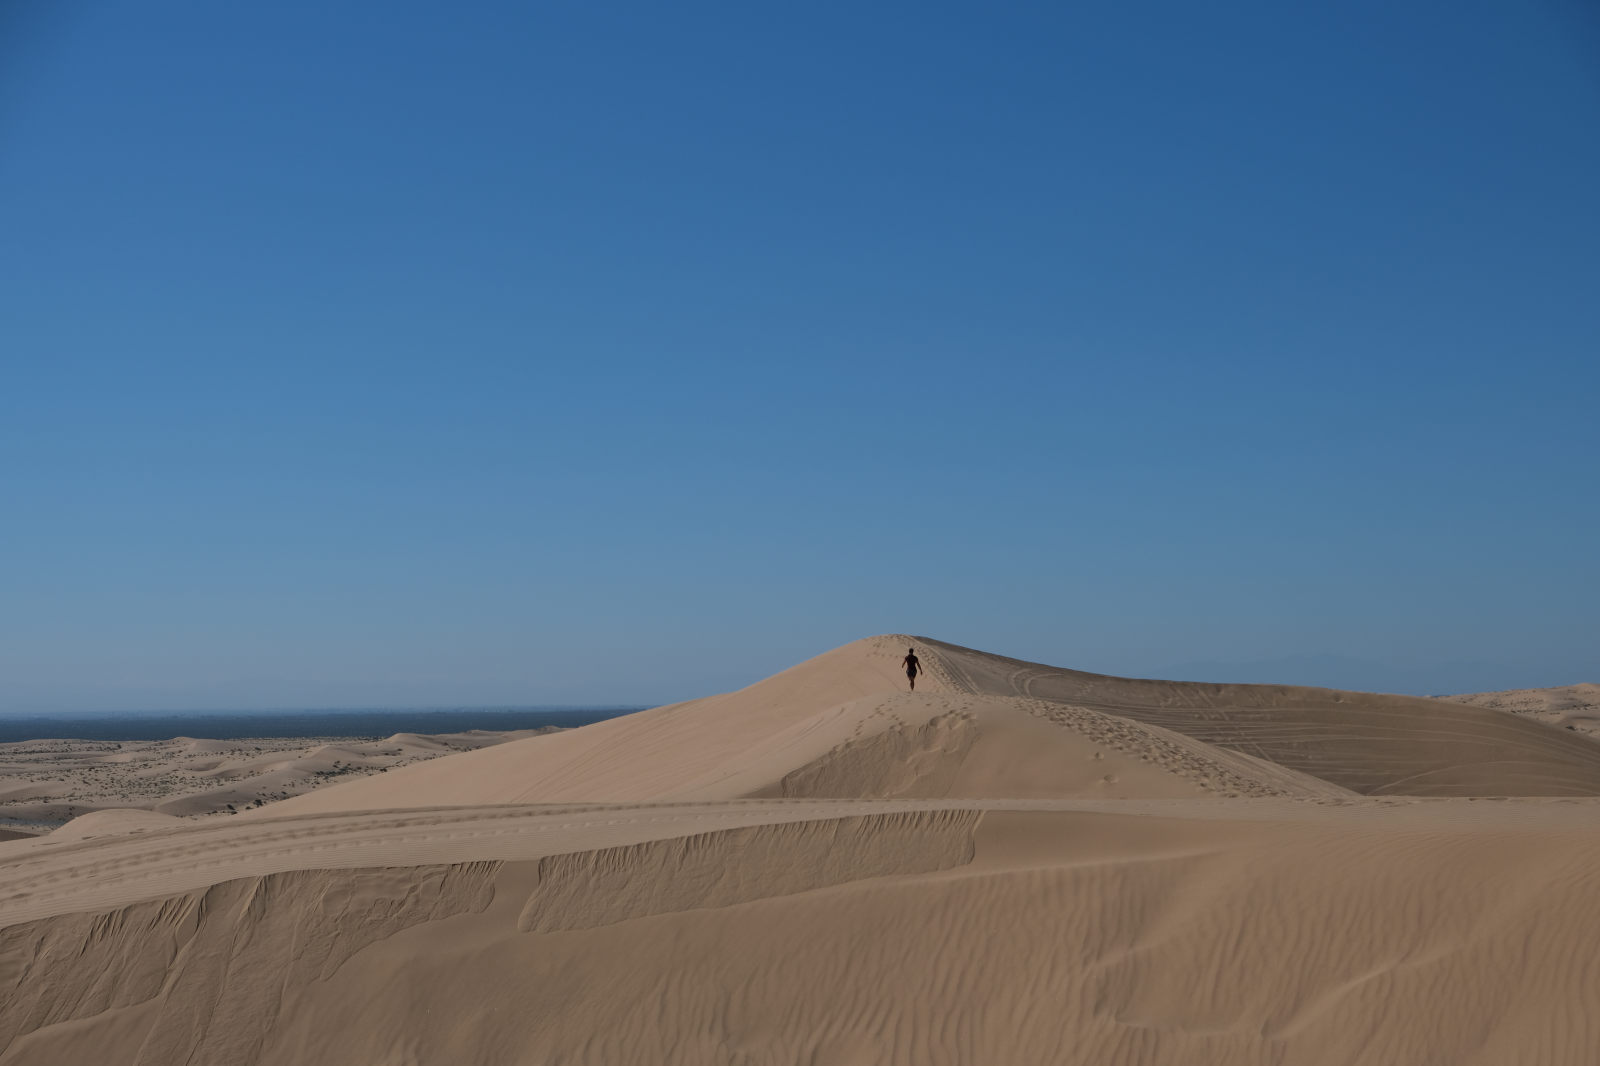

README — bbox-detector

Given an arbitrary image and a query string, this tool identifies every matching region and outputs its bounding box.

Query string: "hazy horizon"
[0,704,647,718]
[0,639,1587,715]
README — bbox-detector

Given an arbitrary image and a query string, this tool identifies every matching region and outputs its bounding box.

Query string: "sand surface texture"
[3,636,1599,1065]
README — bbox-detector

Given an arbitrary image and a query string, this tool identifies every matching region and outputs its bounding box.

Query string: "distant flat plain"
[0,709,637,831]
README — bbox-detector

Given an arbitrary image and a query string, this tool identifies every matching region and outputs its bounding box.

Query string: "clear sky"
[3,0,1597,710]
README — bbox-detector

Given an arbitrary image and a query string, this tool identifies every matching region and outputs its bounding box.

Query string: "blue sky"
[3,0,1597,709]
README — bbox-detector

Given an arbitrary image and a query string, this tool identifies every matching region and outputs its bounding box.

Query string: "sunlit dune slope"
[255,634,1600,817]
[251,635,938,813]
[254,636,1354,816]
[1437,682,1600,739]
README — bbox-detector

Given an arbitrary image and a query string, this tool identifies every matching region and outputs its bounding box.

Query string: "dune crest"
[253,635,1600,815]
[8,635,1600,1064]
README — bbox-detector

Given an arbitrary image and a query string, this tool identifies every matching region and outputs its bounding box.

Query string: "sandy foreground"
[2,635,1599,1065]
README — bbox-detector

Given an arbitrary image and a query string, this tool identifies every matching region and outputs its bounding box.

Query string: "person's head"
[908,647,914,654]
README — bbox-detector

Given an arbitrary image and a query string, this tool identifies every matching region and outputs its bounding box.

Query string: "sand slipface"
[4,635,1600,1065]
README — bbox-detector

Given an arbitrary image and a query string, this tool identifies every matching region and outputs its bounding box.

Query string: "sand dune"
[7,800,1600,1063]
[1439,682,1600,738]
[922,638,1600,796]
[6,635,1600,1064]
[256,636,1600,815]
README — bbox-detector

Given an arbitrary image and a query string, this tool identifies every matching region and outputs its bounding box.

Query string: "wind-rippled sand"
[3,636,1598,1065]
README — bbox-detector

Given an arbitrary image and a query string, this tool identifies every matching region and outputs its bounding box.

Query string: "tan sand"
[0,728,558,827]
[1438,682,1600,737]
[252,635,1600,814]
[5,635,1600,1064]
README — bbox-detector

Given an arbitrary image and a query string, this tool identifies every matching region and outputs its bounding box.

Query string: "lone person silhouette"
[902,647,921,691]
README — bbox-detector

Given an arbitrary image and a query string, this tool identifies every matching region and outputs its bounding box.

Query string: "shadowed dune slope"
[918,638,1600,796]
